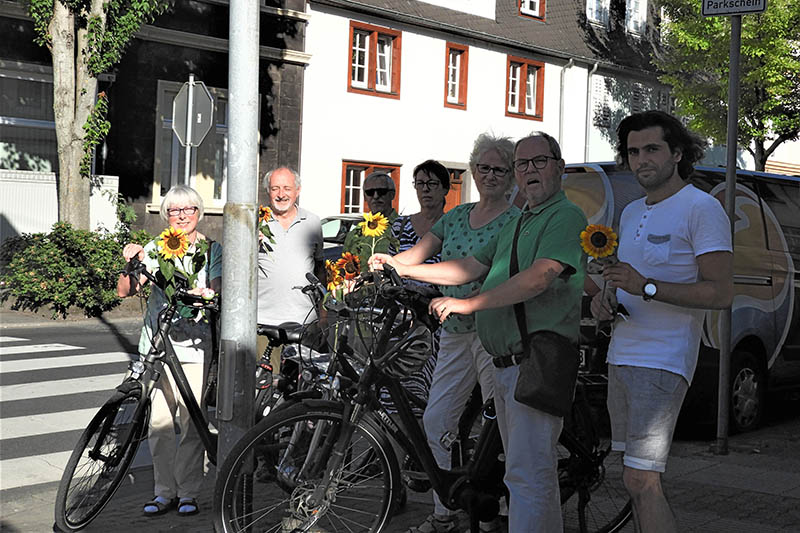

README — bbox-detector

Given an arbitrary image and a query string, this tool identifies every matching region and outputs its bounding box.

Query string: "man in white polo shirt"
[257,167,324,361]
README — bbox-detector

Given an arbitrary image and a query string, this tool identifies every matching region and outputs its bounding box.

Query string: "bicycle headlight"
[131,361,145,374]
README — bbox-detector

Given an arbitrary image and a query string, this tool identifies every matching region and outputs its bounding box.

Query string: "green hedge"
[0,222,151,319]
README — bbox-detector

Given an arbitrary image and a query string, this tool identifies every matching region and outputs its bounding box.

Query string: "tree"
[28,0,170,229]
[655,0,800,170]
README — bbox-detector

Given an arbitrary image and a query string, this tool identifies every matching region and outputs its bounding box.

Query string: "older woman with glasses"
[370,134,519,533]
[117,185,222,518]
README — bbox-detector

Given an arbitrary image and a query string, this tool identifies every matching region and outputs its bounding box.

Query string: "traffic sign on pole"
[172,76,215,147]
[702,0,765,17]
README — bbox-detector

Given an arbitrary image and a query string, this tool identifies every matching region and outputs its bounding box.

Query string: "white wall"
[300,6,637,217]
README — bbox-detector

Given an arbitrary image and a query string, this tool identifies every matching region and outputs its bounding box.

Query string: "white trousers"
[423,330,495,516]
[148,362,205,500]
[494,364,563,533]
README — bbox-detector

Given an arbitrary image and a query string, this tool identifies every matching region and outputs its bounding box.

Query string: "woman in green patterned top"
[370,133,519,533]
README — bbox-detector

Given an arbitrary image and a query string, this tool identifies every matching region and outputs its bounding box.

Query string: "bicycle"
[213,267,632,533]
[54,258,221,532]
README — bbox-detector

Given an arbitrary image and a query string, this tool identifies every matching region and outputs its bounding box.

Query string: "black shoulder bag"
[509,216,580,418]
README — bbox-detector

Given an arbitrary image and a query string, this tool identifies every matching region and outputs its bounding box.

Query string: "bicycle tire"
[559,396,632,533]
[214,400,400,533]
[54,388,149,532]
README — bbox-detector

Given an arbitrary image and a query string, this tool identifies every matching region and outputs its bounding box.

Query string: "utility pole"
[218,0,260,466]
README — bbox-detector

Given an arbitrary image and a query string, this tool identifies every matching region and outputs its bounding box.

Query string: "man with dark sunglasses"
[343,170,399,271]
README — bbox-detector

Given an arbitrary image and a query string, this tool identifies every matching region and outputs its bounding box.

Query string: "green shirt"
[343,209,399,272]
[431,202,520,333]
[473,191,587,356]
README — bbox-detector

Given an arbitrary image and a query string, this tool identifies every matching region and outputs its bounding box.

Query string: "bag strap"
[509,215,529,358]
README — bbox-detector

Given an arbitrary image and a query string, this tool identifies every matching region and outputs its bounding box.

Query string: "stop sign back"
[172,79,214,147]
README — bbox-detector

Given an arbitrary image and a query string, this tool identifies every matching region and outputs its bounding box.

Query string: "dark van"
[563,162,800,432]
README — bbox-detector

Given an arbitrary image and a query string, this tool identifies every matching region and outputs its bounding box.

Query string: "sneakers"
[407,513,458,533]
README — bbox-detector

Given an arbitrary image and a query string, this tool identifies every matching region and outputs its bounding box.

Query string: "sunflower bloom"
[359,212,389,237]
[580,224,618,258]
[335,252,361,280]
[157,227,189,260]
[258,205,273,223]
[325,260,343,291]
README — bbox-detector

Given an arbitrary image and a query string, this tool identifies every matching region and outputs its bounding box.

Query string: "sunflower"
[157,227,190,260]
[325,260,343,291]
[335,252,361,280]
[580,224,618,258]
[258,205,273,223]
[359,212,389,237]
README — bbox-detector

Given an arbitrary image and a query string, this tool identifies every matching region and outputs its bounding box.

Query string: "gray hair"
[364,171,396,191]
[468,133,515,173]
[515,131,562,160]
[160,185,204,221]
[263,167,301,189]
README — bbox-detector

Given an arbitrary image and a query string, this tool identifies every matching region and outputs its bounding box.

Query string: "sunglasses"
[364,188,392,197]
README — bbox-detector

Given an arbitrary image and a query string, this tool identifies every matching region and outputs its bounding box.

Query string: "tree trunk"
[753,141,766,172]
[49,0,92,230]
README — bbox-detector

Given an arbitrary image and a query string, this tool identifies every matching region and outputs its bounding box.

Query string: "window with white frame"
[587,0,610,25]
[506,56,545,120]
[341,161,400,213]
[592,76,612,129]
[444,42,468,109]
[0,67,58,172]
[626,0,647,33]
[520,0,545,19]
[152,80,235,211]
[348,21,401,98]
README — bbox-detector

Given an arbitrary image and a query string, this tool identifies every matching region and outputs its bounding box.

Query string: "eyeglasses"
[166,206,199,217]
[413,180,441,191]
[514,155,557,171]
[364,188,392,198]
[475,164,510,177]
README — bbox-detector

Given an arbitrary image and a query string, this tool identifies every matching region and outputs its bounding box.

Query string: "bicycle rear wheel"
[214,401,400,533]
[559,396,631,533]
[54,388,149,532]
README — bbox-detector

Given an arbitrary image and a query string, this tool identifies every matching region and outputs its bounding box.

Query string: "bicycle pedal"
[402,470,431,492]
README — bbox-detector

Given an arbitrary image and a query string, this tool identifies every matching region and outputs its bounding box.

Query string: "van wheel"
[730,350,766,433]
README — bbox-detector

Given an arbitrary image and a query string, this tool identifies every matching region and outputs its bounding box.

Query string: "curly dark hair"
[616,110,707,180]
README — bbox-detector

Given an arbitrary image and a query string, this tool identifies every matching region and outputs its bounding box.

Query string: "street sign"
[702,0,766,17]
[172,77,214,147]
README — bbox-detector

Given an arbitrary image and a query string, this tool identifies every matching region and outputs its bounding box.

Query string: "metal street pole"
[218,0,260,466]
[184,73,195,185]
[715,14,741,456]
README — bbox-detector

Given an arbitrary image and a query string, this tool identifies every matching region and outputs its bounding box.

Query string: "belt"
[492,352,527,368]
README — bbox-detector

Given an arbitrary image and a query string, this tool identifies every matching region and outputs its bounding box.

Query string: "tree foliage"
[654,0,800,170]
[27,0,170,228]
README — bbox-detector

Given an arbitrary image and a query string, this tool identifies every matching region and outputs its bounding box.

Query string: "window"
[587,0,610,25]
[626,0,647,33]
[341,161,400,213]
[506,56,545,120]
[444,43,469,109]
[348,21,401,99]
[592,76,612,129]
[152,80,234,211]
[520,0,546,19]
[0,68,57,172]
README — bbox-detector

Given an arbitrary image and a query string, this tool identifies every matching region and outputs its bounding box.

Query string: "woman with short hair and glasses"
[117,185,222,518]
[371,134,519,533]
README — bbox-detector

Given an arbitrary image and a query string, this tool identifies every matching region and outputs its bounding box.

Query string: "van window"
[757,178,800,257]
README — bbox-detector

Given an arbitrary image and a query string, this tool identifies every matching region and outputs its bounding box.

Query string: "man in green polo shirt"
[370,132,587,532]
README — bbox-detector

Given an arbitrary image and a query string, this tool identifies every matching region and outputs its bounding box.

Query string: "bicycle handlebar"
[123,256,219,311]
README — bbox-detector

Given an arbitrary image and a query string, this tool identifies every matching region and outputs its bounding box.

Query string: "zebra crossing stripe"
[0,343,84,356]
[0,374,123,402]
[1,408,101,439]
[0,451,72,491]
[0,336,28,343]
[0,352,136,373]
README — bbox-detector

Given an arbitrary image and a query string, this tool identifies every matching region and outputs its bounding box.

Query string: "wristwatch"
[642,279,657,302]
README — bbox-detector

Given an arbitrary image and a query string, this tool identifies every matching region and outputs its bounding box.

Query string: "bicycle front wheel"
[54,387,149,532]
[215,401,400,533]
[559,397,631,533]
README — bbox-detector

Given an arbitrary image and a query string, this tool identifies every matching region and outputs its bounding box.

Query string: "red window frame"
[519,0,547,20]
[340,161,401,213]
[505,55,545,121]
[443,42,469,110]
[347,21,402,99]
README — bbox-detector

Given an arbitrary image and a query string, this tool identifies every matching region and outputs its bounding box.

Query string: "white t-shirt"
[608,184,732,382]
[138,239,222,364]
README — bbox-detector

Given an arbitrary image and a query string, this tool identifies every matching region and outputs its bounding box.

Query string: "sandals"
[177,497,200,516]
[407,513,458,533]
[143,496,177,516]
